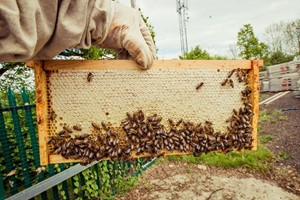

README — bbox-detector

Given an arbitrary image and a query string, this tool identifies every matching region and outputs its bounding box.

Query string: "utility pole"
[176,0,189,55]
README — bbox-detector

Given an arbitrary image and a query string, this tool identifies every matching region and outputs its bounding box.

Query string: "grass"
[142,182,154,190]
[259,134,274,144]
[259,109,288,123]
[277,151,291,160]
[114,176,138,198]
[185,166,192,173]
[166,145,274,173]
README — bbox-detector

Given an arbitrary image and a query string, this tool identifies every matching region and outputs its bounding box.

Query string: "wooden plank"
[43,60,260,71]
[32,61,49,165]
[259,92,283,105]
[263,91,290,105]
[49,150,191,164]
[25,61,35,69]
[6,162,99,200]
[249,60,263,150]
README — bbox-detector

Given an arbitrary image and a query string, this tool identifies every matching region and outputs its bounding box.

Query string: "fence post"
[0,98,18,195]
[0,173,5,200]
[47,165,59,200]
[21,88,47,200]
[7,88,32,188]
[58,164,70,200]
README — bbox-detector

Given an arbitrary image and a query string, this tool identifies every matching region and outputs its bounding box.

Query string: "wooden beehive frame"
[27,60,262,165]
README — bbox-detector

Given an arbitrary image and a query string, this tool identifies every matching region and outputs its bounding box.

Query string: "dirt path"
[260,92,300,171]
[117,93,300,200]
[118,161,299,200]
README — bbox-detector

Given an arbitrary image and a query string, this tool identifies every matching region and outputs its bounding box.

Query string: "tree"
[229,44,240,59]
[264,21,286,53]
[179,45,227,60]
[237,24,268,59]
[268,51,294,66]
[285,19,300,55]
[0,62,33,92]
[264,19,300,56]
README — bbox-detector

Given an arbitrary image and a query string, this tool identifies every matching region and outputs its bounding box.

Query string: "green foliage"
[259,134,274,144]
[57,183,67,200]
[167,145,274,172]
[0,62,33,92]
[68,160,142,199]
[269,51,294,65]
[0,89,39,193]
[82,169,99,198]
[237,24,268,59]
[79,47,116,60]
[179,45,227,60]
[263,51,295,67]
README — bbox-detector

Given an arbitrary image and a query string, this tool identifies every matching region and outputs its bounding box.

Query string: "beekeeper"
[0,0,156,69]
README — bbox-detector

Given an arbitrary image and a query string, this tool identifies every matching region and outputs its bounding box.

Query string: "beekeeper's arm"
[0,0,156,69]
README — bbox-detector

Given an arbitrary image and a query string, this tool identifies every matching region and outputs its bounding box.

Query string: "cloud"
[119,0,300,59]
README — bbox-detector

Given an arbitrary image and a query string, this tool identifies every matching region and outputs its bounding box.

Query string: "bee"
[227,69,236,78]
[233,114,240,121]
[229,79,234,88]
[63,125,73,133]
[53,146,62,154]
[156,151,165,158]
[96,152,103,160]
[47,137,56,145]
[126,112,132,120]
[91,122,101,130]
[205,120,212,126]
[87,72,94,82]
[168,119,175,127]
[196,82,204,90]
[49,111,56,121]
[73,124,82,131]
[176,119,183,126]
[138,110,144,120]
[65,140,73,148]
[221,79,228,86]
[245,102,253,108]
[58,130,66,135]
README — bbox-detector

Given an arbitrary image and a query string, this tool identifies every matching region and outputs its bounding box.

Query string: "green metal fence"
[0,87,154,199]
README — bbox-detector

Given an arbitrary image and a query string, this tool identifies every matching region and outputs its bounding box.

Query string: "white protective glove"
[98,2,157,69]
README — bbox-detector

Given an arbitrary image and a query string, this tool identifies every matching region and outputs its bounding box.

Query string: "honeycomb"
[46,69,245,137]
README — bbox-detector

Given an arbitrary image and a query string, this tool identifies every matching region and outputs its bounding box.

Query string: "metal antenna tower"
[176,0,189,55]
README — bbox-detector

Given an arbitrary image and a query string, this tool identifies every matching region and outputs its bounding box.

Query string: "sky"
[119,0,300,59]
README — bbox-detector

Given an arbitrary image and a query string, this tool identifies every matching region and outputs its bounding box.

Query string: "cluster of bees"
[221,68,249,88]
[48,68,254,165]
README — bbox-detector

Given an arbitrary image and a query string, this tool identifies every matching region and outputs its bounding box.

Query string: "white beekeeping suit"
[0,0,156,69]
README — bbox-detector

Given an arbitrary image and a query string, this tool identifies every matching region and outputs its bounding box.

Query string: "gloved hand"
[0,0,156,69]
[98,3,157,69]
